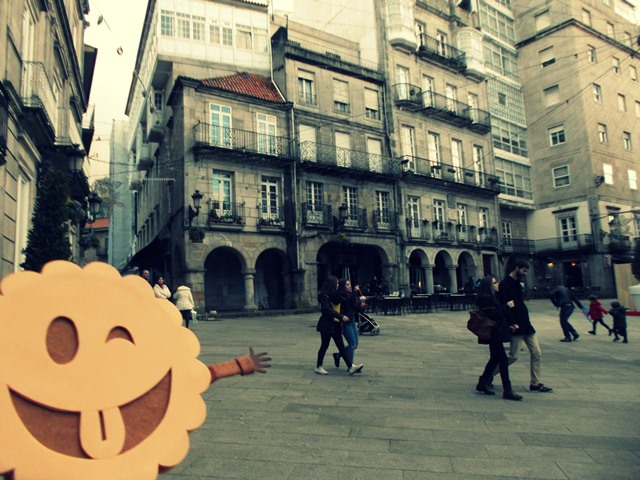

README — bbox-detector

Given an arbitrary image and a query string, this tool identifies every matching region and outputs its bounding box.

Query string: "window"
[210,104,232,147]
[484,39,519,80]
[548,125,566,146]
[161,10,175,37]
[236,24,252,50]
[587,45,597,63]
[618,94,627,112]
[451,139,463,182]
[623,32,632,46]
[299,124,317,161]
[433,199,446,230]
[479,208,489,229]
[445,84,458,112]
[367,138,383,173]
[473,145,485,186]
[636,101,640,118]
[254,28,268,53]
[427,132,441,176]
[335,132,351,167]
[606,22,615,38]
[177,12,190,39]
[436,31,448,56]
[192,16,205,41]
[375,191,390,226]
[498,92,507,105]
[479,2,515,42]
[598,123,608,143]
[603,163,613,184]
[623,132,632,150]
[343,186,358,226]
[395,66,411,100]
[592,83,602,102]
[534,10,550,31]
[297,71,315,105]
[495,157,532,199]
[407,196,421,232]
[629,170,637,190]
[502,221,512,245]
[553,165,570,187]
[543,84,560,106]
[261,177,280,220]
[559,216,577,243]
[422,75,435,107]
[305,182,324,222]
[457,204,468,227]
[581,8,591,26]
[402,125,416,171]
[333,79,350,113]
[211,172,233,216]
[612,57,620,74]
[539,46,555,68]
[364,88,380,120]
[256,113,277,155]
[153,91,163,112]
[492,118,528,157]
[631,66,637,82]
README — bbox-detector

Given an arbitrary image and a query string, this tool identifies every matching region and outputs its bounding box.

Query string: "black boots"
[503,390,523,401]
[476,377,495,395]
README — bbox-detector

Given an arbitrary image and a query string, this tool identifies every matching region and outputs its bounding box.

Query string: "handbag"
[467,309,496,341]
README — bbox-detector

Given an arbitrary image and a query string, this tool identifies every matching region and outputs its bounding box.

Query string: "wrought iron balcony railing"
[401,155,501,192]
[502,234,594,254]
[299,141,401,176]
[302,203,333,228]
[21,62,58,132]
[416,33,466,70]
[206,202,246,226]
[194,122,292,158]
[373,210,399,232]
[392,83,423,108]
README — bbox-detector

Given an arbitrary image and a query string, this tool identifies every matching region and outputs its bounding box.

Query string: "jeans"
[318,330,351,368]
[508,334,542,385]
[481,341,511,390]
[559,305,577,339]
[342,319,359,363]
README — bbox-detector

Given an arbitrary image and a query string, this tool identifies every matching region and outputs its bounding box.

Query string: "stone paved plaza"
[159,299,640,480]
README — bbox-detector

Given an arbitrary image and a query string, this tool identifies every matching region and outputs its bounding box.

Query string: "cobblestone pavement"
[160,299,640,480]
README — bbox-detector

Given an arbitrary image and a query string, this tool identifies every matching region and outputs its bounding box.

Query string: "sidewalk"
[164,299,640,480]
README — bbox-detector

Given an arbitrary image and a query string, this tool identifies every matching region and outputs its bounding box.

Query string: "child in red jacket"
[587,295,613,335]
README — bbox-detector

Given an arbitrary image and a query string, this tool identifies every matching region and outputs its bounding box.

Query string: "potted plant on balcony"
[208,211,220,223]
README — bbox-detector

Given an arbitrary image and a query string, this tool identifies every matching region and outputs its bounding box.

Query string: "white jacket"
[173,286,194,311]
[153,283,171,300]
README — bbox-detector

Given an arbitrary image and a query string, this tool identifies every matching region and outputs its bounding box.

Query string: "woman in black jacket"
[475,275,522,401]
[316,276,363,375]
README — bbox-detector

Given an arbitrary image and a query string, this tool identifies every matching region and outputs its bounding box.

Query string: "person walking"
[173,284,195,329]
[549,284,582,342]
[474,275,522,401]
[499,259,553,393]
[315,276,363,376]
[587,295,613,336]
[153,276,171,300]
[609,301,628,343]
[332,279,364,370]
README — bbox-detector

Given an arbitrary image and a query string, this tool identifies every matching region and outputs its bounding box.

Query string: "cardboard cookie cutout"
[0,261,269,480]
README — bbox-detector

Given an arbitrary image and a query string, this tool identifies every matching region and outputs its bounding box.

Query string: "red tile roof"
[201,72,286,104]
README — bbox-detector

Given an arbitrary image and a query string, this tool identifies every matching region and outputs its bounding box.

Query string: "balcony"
[432,222,455,244]
[456,225,477,246]
[206,202,246,230]
[257,204,286,232]
[298,141,401,178]
[416,33,466,72]
[20,62,58,144]
[137,143,154,171]
[466,108,492,134]
[503,235,594,254]
[421,91,470,128]
[194,122,292,160]
[401,155,501,194]
[392,83,423,110]
[605,234,632,254]
[339,208,368,231]
[373,210,399,233]
[407,219,431,242]
[302,203,333,229]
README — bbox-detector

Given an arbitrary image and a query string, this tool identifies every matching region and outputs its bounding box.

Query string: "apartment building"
[0,0,96,277]
[513,0,640,296]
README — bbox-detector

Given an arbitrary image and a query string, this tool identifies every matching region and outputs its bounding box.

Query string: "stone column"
[425,266,434,294]
[448,266,458,293]
[242,268,258,311]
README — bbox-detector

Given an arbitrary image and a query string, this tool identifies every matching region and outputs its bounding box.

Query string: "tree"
[91,177,122,216]
[21,166,72,272]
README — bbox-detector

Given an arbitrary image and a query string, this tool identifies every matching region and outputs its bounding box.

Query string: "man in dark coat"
[549,284,583,342]
[499,259,553,393]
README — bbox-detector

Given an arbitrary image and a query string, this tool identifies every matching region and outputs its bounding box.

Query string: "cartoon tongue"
[79,407,126,458]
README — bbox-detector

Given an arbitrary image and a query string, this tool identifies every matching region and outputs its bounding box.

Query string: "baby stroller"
[358,311,381,336]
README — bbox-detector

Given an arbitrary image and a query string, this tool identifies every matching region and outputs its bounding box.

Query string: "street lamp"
[68,150,85,173]
[86,192,102,224]
[188,190,203,226]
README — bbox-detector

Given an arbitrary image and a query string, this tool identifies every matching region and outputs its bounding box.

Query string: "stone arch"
[433,250,455,292]
[254,247,291,310]
[408,248,429,294]
[204,246,247,312]
[456,250,477,292]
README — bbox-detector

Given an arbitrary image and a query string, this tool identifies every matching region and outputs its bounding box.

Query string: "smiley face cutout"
[0,261,211,480]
